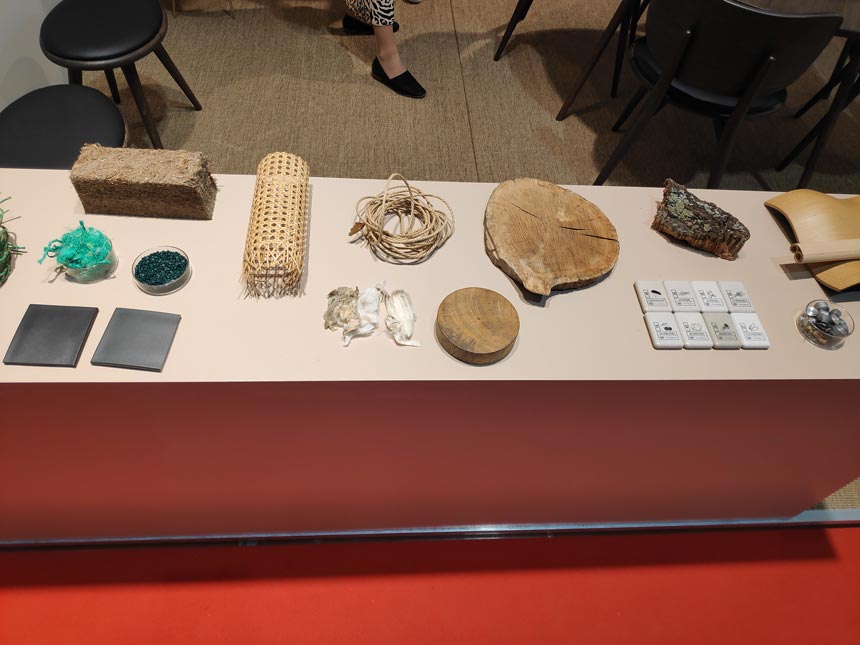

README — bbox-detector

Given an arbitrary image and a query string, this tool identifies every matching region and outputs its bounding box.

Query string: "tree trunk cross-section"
[484,179,620,296]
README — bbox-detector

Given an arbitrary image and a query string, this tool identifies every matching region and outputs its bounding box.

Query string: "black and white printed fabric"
[346,0,395,27]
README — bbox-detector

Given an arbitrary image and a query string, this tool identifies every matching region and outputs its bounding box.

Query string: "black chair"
[792,38,852,119]
[777,38,860,187]
[495,0,650,105]
[555,0,650,119]
[593,0,841,188]
[0,85,125,169]
[40,0,202,150]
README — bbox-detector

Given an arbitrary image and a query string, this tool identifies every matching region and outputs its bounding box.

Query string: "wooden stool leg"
[68,69,83,84]
[121,63,163,149]
[153,44,202,111]
[104,69,121,104]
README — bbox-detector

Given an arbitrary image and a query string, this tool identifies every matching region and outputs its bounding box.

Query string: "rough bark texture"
[652,179,750,260]
[70,145,217,220]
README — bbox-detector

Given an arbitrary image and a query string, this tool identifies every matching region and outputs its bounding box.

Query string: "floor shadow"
[477,24,860,191]
[0,525,840,588]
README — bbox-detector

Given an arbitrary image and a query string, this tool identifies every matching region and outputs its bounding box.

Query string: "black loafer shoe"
[371,58,426,99]
[343,14,399,35]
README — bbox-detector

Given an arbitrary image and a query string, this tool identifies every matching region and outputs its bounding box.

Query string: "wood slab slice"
[652,179,749,260]
[484,179,619,296]
[765,189,860,292]
[436,287,519,365]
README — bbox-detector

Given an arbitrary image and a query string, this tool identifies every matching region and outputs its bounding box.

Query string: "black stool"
[40,0,201,150]
[0,85,126,169]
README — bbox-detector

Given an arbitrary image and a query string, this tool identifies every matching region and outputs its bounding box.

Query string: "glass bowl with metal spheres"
[797,299,854,349]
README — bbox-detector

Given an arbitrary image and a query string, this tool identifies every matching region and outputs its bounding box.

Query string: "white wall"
[0,0,65,110]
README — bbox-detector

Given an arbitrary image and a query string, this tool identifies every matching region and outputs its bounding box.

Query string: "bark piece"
[70,144,217,220]
[652,179,749,260]
[484,179,619,296]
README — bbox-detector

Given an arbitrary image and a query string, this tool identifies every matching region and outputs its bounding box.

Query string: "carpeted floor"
[86,0,860,509]
[89,0,860,191]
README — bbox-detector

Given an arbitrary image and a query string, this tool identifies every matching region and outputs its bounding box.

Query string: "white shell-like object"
[385,289,419,347]
[343,285,383,346]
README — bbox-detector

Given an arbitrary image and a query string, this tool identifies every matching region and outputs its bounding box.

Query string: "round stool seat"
[40,0,163,62]
[0,85,126,169]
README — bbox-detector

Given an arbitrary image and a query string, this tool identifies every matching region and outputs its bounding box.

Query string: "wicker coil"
[243,152,310,298]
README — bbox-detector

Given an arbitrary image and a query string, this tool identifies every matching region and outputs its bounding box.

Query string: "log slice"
[484,179,619,296]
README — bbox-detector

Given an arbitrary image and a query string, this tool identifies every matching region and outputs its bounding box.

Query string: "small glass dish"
[796,299,854,350]
[132,246,192,296]
[65,247,118,283]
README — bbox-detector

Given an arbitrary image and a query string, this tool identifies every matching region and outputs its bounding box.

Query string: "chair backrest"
[646,0,842,97]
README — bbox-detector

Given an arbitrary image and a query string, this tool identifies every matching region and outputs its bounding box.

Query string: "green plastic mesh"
[39,221,112,269]
[1,194,24,286]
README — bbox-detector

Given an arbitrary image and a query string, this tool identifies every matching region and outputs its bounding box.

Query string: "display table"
[1,168,858,545]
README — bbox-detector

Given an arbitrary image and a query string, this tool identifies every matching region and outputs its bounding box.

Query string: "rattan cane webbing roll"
[243,152,310,298]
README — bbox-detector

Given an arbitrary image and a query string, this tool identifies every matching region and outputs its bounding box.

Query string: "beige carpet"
[86,0,860,509]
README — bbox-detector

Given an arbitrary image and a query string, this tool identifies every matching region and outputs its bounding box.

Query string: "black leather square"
[3,304,98,367]
[91,308,180,372]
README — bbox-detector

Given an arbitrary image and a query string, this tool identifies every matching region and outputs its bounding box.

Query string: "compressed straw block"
[70,144,217,220]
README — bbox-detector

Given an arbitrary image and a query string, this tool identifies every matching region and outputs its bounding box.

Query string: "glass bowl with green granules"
[132,246,192,295]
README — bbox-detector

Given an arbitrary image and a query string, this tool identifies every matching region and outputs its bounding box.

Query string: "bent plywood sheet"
[765,189,860,292]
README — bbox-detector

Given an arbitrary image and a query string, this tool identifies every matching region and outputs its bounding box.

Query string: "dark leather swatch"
[91,308,181,372]
[3,304,98,367]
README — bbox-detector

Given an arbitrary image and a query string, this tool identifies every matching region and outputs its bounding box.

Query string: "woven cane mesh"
[243,152,310,298]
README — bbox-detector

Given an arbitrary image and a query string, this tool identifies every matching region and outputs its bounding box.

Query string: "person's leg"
[347,0,425,97]
[374,25,406,78]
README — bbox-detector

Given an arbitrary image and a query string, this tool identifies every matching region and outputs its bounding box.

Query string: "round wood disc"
[485,178,620,295]
[435,287,519,365]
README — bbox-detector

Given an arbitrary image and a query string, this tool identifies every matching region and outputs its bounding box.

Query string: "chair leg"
[68,69,83,84]
[779,45,860,177]
[628,0,648,46]
[612,85,646,131]
[153,44,203,111]
[494,0,533,62]
[104,69,121,104]
[611,0,637,98]
[556,0,630,121]
[594,27,692,185]
[121,62,163,149]
[708,120,742,189]
[706,56,775,189]
[712,118,725,143]
[798,60,860,188]
[777,115,826,171]
[794,39,850,119]
[594,85,663,185]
